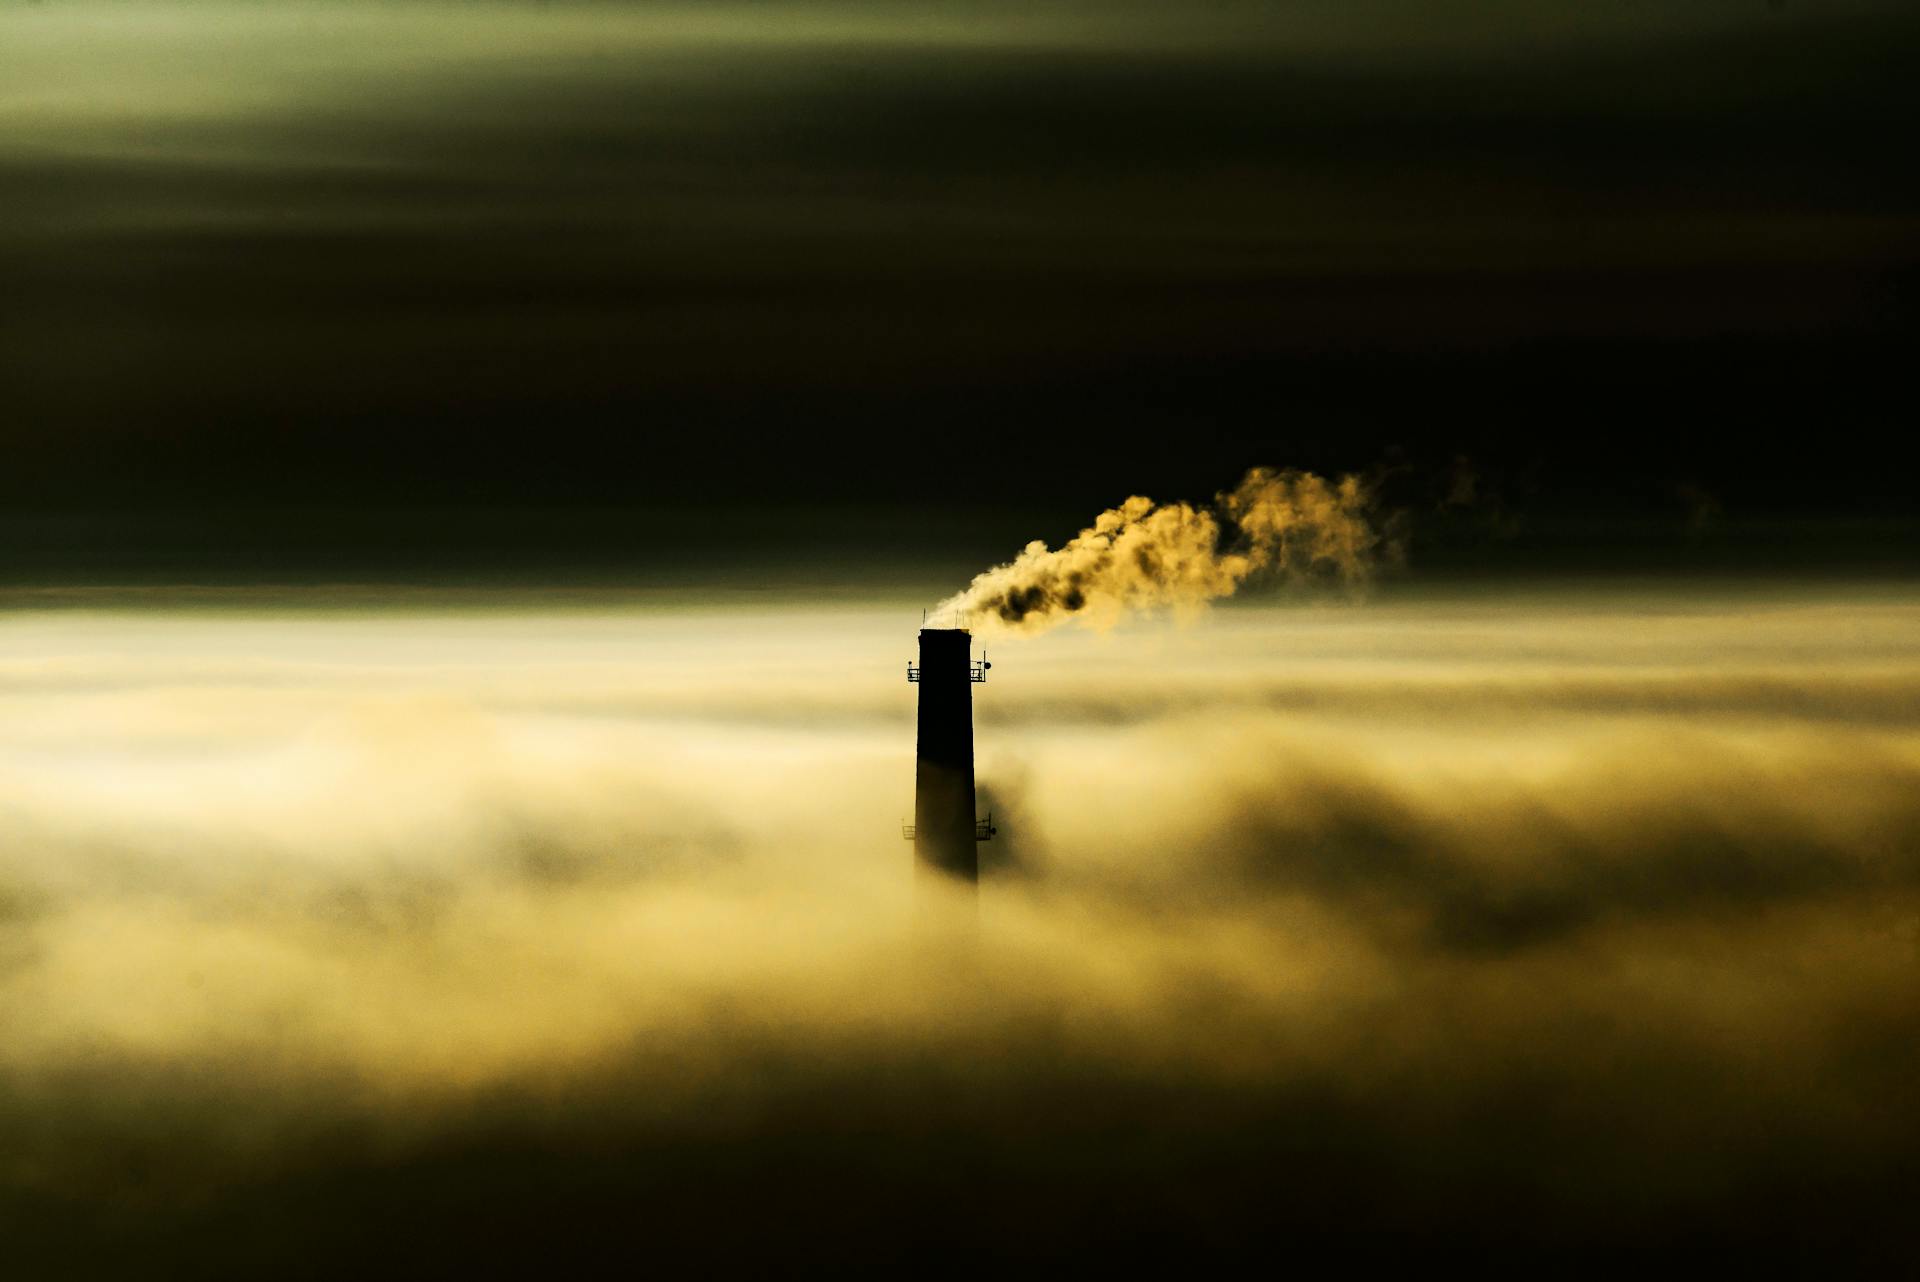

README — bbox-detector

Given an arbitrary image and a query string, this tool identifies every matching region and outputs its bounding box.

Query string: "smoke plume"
[937,468,1385,635]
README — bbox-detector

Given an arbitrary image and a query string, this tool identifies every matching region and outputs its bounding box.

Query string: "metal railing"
[905,661,989,683]
[900,814,996,841]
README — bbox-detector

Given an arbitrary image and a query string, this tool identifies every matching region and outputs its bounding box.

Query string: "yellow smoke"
[937,468,1385,635]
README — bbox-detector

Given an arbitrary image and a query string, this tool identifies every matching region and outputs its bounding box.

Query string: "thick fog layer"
[1,585,1915,1270]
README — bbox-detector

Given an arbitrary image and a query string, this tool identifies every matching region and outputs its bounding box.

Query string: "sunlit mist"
[1,583,1915,1268]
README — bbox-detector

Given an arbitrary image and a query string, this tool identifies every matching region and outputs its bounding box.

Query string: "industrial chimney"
[906,627,993,883]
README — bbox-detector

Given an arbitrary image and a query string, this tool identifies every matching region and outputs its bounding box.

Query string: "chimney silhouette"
[907,627,991,883]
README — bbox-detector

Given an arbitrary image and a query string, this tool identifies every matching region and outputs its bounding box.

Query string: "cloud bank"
[0,587,1915,1272]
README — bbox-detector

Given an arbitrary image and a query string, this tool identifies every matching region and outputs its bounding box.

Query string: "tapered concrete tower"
[908,628,991,883]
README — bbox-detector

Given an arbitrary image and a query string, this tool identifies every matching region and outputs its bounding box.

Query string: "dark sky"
[2,0,1915,580]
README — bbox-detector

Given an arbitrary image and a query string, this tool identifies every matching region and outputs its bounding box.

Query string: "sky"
[2,0,1916,581]
[3,2,1918,1273]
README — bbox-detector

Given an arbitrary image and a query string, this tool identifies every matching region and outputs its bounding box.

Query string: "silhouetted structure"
[905,628,992,883]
